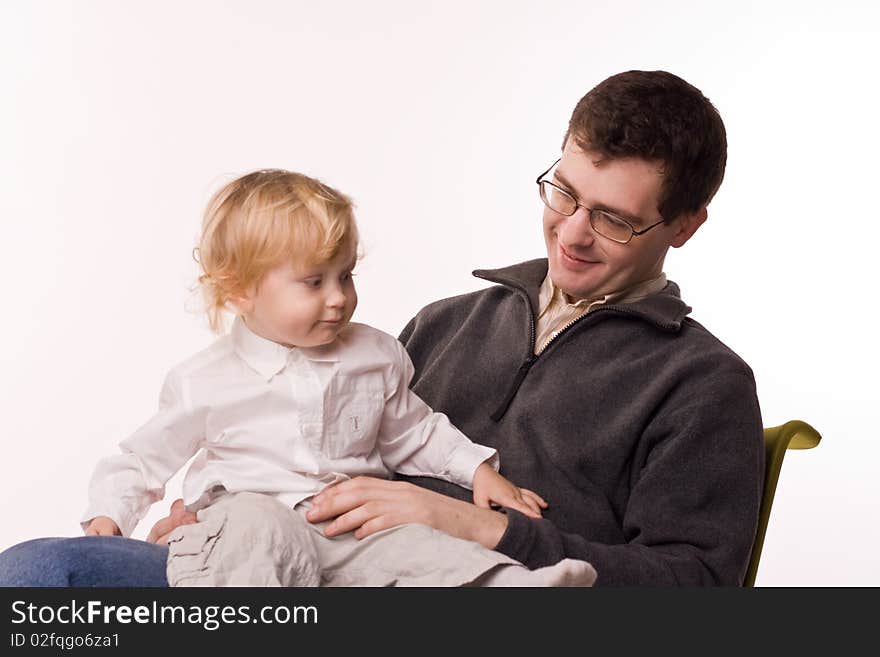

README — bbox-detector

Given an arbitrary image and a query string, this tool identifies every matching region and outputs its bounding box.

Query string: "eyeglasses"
[536,158,666,244]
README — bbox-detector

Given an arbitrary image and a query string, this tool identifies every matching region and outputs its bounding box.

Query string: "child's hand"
[472,462,548,519]
[84,516,122,537]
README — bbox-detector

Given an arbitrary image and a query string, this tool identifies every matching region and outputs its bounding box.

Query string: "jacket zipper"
[536,312,585,356]
[490,291,538,422]
[489,302,679,422]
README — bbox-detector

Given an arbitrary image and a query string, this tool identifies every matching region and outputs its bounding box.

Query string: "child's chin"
[311,326,346,345]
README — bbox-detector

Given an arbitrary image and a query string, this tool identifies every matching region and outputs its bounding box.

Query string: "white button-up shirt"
[82,318,497,537]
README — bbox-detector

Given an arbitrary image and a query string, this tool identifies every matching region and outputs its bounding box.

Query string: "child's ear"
[229,291,254,315]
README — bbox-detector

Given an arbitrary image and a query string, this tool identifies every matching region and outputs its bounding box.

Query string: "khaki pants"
[166,491,596,587]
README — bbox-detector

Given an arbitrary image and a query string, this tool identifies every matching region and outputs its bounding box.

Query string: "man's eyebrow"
[551,168,576,191]
[553,169,644,225]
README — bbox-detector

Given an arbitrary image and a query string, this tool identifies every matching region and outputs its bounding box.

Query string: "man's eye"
[601,212,628,228]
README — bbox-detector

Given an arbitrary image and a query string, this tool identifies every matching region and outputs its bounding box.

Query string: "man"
[298,69,764,585]
[0,70,763,586]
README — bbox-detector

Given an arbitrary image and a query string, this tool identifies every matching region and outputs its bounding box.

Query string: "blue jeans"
[0,537,169,587]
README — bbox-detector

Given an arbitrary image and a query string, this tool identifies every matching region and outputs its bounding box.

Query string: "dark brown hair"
[564,70,727,221]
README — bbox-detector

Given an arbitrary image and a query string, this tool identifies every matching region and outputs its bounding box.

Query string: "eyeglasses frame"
[536,158,666,244]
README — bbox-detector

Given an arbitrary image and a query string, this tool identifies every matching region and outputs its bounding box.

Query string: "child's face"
[237,248,358,348]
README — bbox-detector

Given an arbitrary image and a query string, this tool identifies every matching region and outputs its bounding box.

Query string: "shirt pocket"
[323,374,385,459]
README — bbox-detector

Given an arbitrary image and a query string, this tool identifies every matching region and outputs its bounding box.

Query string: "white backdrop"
[1,0,877,586]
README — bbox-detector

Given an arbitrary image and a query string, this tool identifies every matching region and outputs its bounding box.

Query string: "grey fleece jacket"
[397,259,764,586]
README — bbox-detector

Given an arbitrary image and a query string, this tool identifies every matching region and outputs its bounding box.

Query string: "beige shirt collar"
[538,272,667,314]
[535,273,668,353]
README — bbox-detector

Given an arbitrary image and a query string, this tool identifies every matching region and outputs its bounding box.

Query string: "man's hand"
[146,499,197,545]
[305,476,510,550]
[472,462,547,518]
[84,516,121,537]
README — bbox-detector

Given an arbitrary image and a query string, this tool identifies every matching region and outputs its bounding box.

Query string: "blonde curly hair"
[194,169,358,333]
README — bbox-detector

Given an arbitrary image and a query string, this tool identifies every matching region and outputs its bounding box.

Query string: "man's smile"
[558,241,600,269]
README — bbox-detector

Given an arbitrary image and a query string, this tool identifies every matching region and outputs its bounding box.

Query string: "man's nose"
[559,208,596,246]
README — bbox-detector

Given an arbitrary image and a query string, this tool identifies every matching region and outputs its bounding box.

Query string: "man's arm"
[304,476,509,544]
[493,363,765,585]
[305,362,763,585]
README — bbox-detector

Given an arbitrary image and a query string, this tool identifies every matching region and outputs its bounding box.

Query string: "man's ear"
[670,207,708,248]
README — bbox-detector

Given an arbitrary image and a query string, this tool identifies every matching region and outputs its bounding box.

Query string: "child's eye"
[303,278,322,288]
[341,271,356,282]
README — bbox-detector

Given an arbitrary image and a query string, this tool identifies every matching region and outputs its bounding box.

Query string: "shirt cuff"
[80,506,138,538]
[444,443,499,489]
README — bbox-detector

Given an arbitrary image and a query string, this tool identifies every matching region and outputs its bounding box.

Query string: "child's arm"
[80,369,205,538]
[376,338,527,502]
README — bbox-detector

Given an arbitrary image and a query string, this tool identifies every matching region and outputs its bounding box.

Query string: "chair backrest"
[744,420,821,586]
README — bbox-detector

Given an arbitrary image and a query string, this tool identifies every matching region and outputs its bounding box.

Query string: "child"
[81,169,597,587]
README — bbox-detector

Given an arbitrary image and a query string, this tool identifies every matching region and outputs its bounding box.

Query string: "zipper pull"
[490,356,536,422]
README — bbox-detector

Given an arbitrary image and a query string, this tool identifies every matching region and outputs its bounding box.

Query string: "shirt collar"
[473,258,691,332]
[231,316,340,381]
[607,273,668,305]
[538,271,668,315]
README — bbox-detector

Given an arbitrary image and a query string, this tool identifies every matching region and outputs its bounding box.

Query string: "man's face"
[542,140,702,301]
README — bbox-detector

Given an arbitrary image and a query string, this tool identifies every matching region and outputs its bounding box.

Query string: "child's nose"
[326,286,347,308]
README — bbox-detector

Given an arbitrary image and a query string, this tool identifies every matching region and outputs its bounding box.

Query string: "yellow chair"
[744,420,821,586]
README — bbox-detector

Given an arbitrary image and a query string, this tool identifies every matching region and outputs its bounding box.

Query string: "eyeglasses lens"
[590,211,633,243]
[540,182,576,215]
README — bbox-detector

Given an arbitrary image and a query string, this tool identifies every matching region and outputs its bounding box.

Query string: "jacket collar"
[472,258,692,332]
[231,316,340,381]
